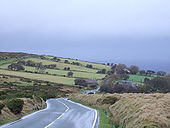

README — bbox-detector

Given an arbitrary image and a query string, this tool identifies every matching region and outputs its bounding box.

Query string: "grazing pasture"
[24,58,99,73]
[24,66,106,80]
[0,69,75,85]
[46,56,110,70]
[128,74,155,84]
[0,54,110,86]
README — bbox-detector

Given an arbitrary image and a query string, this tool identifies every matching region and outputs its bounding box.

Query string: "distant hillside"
[0,52,110,86]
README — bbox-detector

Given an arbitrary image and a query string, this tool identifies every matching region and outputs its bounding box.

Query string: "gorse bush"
[0,103,5,114]
[101,96,119,105]
[6,99,24,115]
[39,92,56,101]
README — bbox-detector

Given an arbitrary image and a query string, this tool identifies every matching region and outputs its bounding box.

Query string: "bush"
[0,103,5,114]
[112,84,139,93]
[86,64,93,68]
[41,93,56,101]
[67,72,73,77]
[97,69,106,74]
[75,79,87,86]
[6,99,24,115]
[100,83,139,93]
[64,60,70,64]
[101,96,119,105]
[8,63,25,71]
[144,77,170,93]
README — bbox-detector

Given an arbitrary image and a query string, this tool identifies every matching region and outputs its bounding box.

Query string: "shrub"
[112,84,140,93]
[145,77,170,93]
[64,67,70,70]
[97,69,106,74]
[71,62,81,66]
[129,65,139,74]
[0,103,5,114]
[157,71,166,76]
[41,93,56,101]
[101,96,119,105]
[86,64,93,68]
[67,72,73,77]
[64,60,70,64]
[6,99,24,115]
[8,63,25,71]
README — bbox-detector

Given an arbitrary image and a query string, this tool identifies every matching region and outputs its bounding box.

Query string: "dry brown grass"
[70,93,170,128]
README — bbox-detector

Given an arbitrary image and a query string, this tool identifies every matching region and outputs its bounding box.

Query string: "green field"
[24,58,99,73]
[0,64,105,80]
[24,66,105,80]
[128,74,155,84]
[46,56,110,70]
[0,69,75,85]
[0,58,18,65]
[0,55,110,86]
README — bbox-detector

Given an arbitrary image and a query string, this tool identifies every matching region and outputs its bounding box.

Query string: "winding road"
[0,98,98,128]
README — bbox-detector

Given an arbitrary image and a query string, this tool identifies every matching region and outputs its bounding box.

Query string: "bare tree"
[129,65,139,74]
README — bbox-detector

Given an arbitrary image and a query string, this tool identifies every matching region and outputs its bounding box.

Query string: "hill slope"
[0,52,110,86]
[70,93,170,128]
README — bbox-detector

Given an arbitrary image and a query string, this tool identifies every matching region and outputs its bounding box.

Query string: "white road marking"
[44,99,69,128]
[0,98,98,128]
[66,100,98,128]
[92,110,98,128]
[67,100,92,111]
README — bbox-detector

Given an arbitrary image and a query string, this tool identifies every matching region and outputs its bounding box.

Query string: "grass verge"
[70,98,116,128]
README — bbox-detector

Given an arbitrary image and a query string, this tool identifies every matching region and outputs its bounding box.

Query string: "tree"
[100,82,139,93]
[111,64,117,74]
[36,63,46,73]
[44,64,56,69]
[52,57,61,62]
[75,79,87,86]
[67,72,73,77]
[25,60,37,67]
[157,71,166,76]
[110,63,114,66]
[64,60,70,64]
[115,64,127,74]
[146,70,155,76]
[86,64,93,68]
[71,62,81,66]
[40,56,46,59]
[107,70,114,75]
[139,70,146,75]
[129,65,139,74]
[64,67,70,70]
[144,78,150,85]
[53,57,57,60]
[8,63,25,71]
[17,61,26,65]
[144,77,170,93]
[97,69,106,74]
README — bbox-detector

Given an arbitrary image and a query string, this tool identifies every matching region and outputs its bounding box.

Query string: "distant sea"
[126,62,170,73]
[96,60,170,74]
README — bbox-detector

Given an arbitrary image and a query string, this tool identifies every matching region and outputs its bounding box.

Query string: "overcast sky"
[0,0,170,71]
